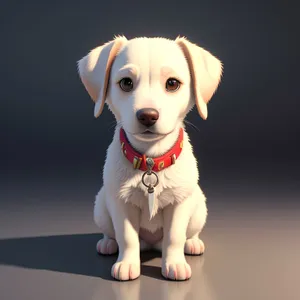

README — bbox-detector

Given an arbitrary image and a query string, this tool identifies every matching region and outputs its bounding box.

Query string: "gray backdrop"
[1,2,300,299]
[1,0,299,188]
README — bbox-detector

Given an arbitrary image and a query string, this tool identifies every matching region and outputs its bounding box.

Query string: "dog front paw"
[111,261,140,281]
[96,238,118,255]
[184,238,205,255]
[162,261,192,281]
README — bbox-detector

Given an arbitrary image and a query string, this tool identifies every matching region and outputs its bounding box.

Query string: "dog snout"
[136,108,159,127]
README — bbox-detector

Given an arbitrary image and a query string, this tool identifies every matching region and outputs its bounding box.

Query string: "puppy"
[77,36,222,281]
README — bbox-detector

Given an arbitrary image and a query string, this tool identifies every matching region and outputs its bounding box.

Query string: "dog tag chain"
[141,158,159,220]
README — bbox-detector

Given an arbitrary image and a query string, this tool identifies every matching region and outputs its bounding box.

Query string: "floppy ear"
[175,37,223,120]
[77,35,127,118]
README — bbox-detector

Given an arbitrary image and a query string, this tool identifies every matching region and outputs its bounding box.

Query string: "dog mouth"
[130,129,167,141]
[128,127,176,142]
[140,129,167,137]
[142,130,158,135]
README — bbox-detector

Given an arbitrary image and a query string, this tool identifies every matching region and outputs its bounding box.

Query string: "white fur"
[78,36,222,281]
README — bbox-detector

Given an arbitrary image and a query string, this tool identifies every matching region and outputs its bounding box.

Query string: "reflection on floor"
[0,174,299,300]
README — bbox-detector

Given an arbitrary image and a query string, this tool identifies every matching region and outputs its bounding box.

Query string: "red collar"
[119,128,184,172]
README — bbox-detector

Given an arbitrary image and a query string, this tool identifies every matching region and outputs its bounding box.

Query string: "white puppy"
[77,36,222,281]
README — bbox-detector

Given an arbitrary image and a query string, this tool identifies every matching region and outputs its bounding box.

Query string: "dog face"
[78,36,222,142]
[108,38,193,141]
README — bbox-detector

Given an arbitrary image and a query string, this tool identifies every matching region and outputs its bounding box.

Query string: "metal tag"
[141,157,159,220]
[148,187,155,220]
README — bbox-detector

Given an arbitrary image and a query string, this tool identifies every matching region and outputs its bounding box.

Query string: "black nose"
[136,108,159,127]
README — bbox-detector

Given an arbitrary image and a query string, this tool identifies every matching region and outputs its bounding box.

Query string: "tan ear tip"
[94,111,103,118]
[94,112,102,119]
[200,112,208,120]
[94,100,103,118]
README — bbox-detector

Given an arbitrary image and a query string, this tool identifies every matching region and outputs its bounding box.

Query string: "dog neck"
[119,123,184,158]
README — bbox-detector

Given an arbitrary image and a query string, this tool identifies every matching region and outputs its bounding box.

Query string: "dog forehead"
[114,38,188,72]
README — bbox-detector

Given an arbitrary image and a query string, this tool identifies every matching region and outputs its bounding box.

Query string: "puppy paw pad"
[111,262,140,281]
[162,262,192,281]
[184,238,205,255]
[96,238,118,255]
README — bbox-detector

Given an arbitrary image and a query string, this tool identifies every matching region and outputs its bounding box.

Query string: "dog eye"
[166,78,181,92]
[119,77,133,92]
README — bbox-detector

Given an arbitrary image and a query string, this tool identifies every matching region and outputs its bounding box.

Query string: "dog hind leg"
[94,187,118,255]
[184,186,207,255]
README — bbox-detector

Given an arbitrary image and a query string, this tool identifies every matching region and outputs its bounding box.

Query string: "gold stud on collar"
[180,140,183,149]
[171,154,176,164]
[158,161,164,170]
[133,156,142,169]
[121,142,127,156]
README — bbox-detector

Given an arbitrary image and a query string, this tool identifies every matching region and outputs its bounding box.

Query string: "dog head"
[78,36,222,142]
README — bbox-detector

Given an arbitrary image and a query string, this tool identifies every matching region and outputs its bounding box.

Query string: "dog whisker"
[108,124,117,132]
[184,120,201,133]
[106,120,120,132]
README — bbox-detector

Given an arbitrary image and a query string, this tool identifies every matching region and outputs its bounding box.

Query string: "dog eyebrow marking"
[160,66,183,83]
[114,64,139,82]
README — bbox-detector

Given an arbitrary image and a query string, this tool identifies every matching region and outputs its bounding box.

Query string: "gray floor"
[1,171,300,300]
